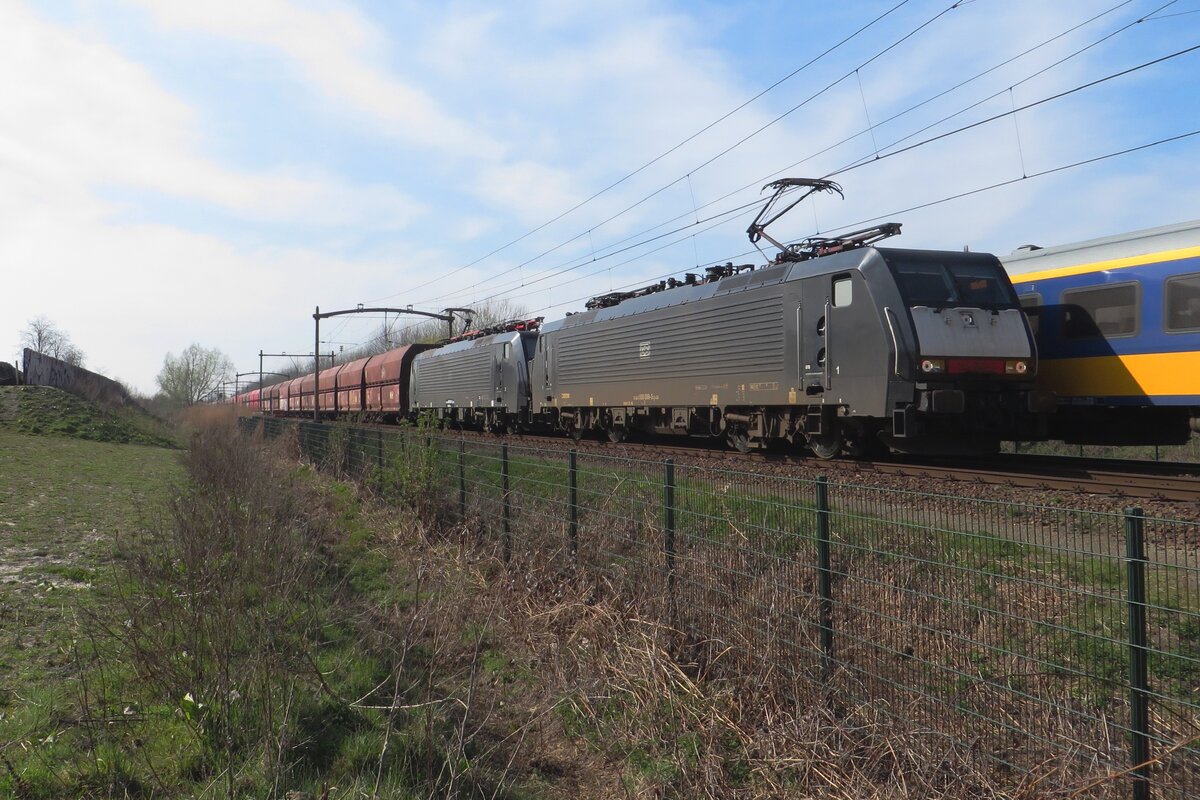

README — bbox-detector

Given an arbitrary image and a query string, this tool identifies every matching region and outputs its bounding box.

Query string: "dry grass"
[335,445,1192,798]
[159,418,1193,799]
[175,402,243,431]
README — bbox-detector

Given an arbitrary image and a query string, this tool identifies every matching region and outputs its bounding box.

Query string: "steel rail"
[278,416,1200,503]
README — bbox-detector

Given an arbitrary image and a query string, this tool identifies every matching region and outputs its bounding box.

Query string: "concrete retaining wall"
[21,348,135,407]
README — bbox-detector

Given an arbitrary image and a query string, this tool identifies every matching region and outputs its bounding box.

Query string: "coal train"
[1003,218,1200,445]
[235,180,1056,457]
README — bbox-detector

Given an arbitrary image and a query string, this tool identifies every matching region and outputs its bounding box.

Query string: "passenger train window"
[832,276,853,307]
[1165,273,1200,332]
[1061,283,1138,339]
[1018,293,1041,336]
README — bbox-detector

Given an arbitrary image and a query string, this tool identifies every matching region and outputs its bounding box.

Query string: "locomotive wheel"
[606,426,626,443]
[568,424,584,441]
[726,426,752,454]
[808,429,842,460]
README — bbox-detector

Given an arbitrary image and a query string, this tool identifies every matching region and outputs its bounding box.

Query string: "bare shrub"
[103,417,341,795]
[373,422,454,530]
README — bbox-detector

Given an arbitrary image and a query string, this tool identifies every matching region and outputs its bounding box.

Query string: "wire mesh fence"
[248,416,1200,799]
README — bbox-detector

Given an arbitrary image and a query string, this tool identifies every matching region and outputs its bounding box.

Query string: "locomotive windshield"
[887,254,1017,309]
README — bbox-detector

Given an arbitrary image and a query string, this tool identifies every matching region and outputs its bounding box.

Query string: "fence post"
[664,459,676,619]
[502,444,511,563]
[816,476,834,677]
[1125,507,1151,800]
[458,439,467,522]
[568,449,578,565]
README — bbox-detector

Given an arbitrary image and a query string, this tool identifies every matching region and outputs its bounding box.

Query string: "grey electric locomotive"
[409,320,540,431]
[528,180,1051,456]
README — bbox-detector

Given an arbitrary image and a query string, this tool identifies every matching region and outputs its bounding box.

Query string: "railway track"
[833,454,1200,503]
[624,440,1200,502]
[287,416,1200,504]
[448,429,1200,503]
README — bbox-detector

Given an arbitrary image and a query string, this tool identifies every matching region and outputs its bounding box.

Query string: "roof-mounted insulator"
[585,264,763,311]
[792,223,903,261]
[444,317,545,343]
[703,262,756,282]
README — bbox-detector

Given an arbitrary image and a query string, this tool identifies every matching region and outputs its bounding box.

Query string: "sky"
[3,0,1199,393]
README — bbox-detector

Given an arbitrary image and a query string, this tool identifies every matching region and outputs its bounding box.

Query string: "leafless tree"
[156,344,234,405]
[20,315,85,366]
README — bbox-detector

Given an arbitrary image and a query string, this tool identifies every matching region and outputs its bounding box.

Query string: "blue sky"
[3,0,1198,392]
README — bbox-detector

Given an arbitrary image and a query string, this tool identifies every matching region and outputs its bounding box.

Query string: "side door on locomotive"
[793,257,897,455]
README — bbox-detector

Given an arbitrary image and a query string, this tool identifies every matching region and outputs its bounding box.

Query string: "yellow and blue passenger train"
[1002,220,1200,445]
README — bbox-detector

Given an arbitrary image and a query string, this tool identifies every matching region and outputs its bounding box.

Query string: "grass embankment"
[0,386,178,448]
[0,426,182,795]
[336,428,1200,797]
[0,409,596,797]
[7,399,1195,797]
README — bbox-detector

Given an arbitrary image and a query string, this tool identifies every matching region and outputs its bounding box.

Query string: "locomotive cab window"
[887,254,1016,309]
[1165,273,1200,332]
[832,275,853,307]
[1061,283,1138,339]
[1018,293,1042,336]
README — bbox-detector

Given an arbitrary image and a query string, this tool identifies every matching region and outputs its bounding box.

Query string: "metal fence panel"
[240,417,1200,798]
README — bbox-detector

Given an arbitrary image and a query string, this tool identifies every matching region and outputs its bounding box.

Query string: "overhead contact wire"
[391,0,976,313]
[404,28,1188,315]
[369,4,1188,343]
[377,0,916,301]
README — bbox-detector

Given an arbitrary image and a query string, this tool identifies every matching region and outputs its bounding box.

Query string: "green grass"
[0,385,179,448]
[0,427,184,798]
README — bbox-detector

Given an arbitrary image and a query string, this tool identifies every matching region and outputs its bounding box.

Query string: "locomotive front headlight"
[920,358,945,374]
[1005,359,1029,375]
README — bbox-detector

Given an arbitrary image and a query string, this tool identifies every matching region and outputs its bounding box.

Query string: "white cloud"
[0,177,439,392]
[474,160,586,227]
[0,1,424,229]
[127,0,505,160]
[4,0,1195,394]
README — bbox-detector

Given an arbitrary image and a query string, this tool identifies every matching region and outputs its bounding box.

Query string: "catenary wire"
[399,24,1194,316]
[403,0,1162,311]
[372,0,973,305]
[828,6,1191,178]
[375,0,917,302]
[385,124,1200,343]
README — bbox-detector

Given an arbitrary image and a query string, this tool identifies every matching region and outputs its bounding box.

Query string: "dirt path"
[0,385,20,423]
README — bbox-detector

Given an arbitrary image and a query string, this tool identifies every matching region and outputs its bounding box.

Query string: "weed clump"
[99,419,339,793]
